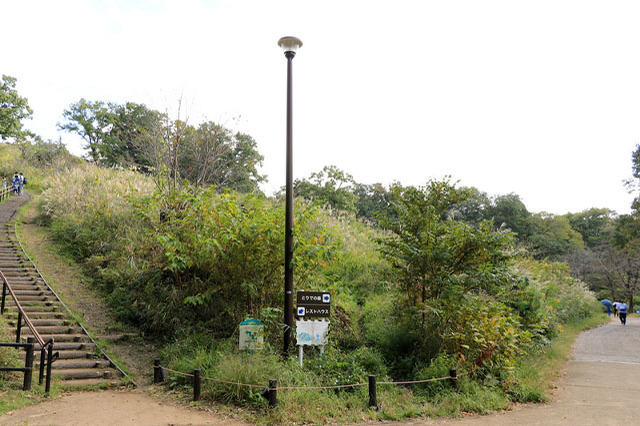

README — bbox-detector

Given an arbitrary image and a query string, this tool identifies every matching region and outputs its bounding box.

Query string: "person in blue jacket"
[619,302,628,325]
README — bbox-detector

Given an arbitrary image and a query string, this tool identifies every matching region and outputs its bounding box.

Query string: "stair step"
[22,325,81,334]
[35,334,91,343]
[13,290,52,297]
[20,350,93,360]
[52,350,94,360]
[50,359,112,369]
[6,311,64,319]
[6,295,56,302]
[53,368,115,380]
[32,342,96,351]
[5,304,60,312]
[6,284,47,290]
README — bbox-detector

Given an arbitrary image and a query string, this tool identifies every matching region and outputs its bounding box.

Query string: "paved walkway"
[419,316,640,425]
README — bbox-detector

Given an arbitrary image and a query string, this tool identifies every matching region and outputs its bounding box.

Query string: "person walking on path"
[613,302,619,317]
[18,173,24,196]
[12,173,19,195]
[619,302,628,325]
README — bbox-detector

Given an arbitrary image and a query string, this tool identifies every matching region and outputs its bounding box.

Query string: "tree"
[353,182,396,225]
[487,193,532,237]
[294,165,358,213]
[527,213,584,258]
[179,123,265,192]
[58,99,112,162]
[375,178,517,363]
[59,99,163,166]
[107,102,163,170]
[0,75,33,141]
[450,187,491,225]
[377,179,514,309]
[625,144,640,211]
[565,208,615,248]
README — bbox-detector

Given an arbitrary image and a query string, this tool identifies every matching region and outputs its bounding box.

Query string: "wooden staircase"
[0,207,128,388]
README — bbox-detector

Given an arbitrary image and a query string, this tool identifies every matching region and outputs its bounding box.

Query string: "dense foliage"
[36,161,599,421]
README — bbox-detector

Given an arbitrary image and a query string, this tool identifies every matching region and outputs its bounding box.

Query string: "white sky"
[3,0,639,215]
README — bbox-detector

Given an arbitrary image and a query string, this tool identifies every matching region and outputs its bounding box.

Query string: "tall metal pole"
[283,50,295,356]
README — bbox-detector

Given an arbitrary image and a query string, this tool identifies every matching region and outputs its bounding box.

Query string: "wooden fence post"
[449,369,458,389]
[153,359,163,383]
[193,369,201,401]
[268,379,278,407]
[368,375,378,409]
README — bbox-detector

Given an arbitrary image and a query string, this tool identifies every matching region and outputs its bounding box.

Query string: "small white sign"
[296,320,329,346]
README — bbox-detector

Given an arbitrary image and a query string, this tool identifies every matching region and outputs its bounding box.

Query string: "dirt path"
[0,389,247,425]
[411,316,640,425]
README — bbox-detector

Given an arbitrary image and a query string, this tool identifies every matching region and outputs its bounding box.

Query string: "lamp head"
[278,36,303,56]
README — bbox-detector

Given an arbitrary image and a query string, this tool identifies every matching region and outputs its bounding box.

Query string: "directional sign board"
[296,291,331,318]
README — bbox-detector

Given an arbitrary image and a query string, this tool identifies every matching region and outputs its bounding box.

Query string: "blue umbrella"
[601,299,612,307]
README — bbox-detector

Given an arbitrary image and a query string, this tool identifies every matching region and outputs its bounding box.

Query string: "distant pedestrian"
[18,173,24,196]
[619,302,628,325]
[613,302,620,317]
[1,177,6,189]
[12,173,19,195]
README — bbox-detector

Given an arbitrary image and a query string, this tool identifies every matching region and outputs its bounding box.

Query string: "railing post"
[39,348,46,385]
[193,369,201,401]
[1,280,6,314]
[45,340,54,394]
[16,310,22,344]
[368,375,378,409]
[449,369,458,390]
[268,379,277,407]
[23,337,34,391]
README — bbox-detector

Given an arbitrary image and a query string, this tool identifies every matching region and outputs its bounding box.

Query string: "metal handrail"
[0,264,56,392]
[0,269,45,347]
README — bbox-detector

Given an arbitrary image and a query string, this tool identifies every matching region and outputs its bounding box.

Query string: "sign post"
[295,291,330,366]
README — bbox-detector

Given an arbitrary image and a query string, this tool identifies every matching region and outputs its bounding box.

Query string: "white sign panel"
[239,319,264,350]
[296,320,329,346]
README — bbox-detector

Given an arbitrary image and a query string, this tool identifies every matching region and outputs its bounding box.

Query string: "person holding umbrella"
[601,299,612,317]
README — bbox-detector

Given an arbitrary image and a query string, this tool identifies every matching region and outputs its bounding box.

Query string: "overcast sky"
[3,0,640,215]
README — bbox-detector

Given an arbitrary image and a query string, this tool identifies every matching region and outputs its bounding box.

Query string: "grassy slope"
[1,192,611,422]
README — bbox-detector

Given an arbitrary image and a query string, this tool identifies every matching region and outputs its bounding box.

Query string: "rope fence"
[153,360,461,408]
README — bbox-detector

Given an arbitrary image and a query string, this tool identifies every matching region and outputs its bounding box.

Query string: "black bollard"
[153,359,163,383]
[23,338,34,391]
[449,369,458,389]
[268,379,278,407]
[368,375,378,409]
[193,369,201,401]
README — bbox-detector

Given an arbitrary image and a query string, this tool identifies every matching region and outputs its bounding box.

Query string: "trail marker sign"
[239,318,264,351]
[296,291,330,318]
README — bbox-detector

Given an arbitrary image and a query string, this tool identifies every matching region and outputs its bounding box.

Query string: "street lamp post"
[278,36,302,356]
